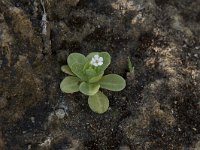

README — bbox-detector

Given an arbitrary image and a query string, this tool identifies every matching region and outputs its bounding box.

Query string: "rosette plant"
[60,52,126,114]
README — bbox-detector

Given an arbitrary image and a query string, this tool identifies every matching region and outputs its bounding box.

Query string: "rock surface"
[0,0,200,149]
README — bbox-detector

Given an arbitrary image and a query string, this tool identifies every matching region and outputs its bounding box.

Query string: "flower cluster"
[90,55,103,67]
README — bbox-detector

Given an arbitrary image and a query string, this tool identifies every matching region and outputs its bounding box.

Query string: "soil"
[0,0,200,149]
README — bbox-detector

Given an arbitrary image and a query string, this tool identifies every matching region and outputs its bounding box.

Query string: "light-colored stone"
[55,109,66,119]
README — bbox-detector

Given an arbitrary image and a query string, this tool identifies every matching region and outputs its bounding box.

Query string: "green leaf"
[88,91,109,114]
[85,68,104,83]
[85,68,96,77]
[60,76,81,93]
[128,56,134,73]
[79,82,100,96]
[61,65,75,76]
[99,74,126,91]
[86,52,111,71]
[67,53,87,68]
[71,63,87,81]
[88,71,104,83]
[67,53,87,79]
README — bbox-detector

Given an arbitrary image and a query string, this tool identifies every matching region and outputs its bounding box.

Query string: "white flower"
[90,55,103,67]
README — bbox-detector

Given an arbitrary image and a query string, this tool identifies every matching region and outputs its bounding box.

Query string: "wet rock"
[0,13,13,47]
[119,79,177,148]
[0,13,14,66]
[194,140,200,149]
[0,96,7,109]
[9,7,33,40]
[1,0,200,149]
[44,108,84,149]
[119,145,130,150]
[57,50,69,63]
[0,60,3,68]
[0,132,5,150]
[66,0,80,6]
[197,101,200,109]
[46,0,79,20]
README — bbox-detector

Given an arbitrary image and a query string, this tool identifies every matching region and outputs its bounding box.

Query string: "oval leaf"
[88,71,104,83]
[71,64,87,81]
[60,76,80,93]
[86,52,111,71]
[61,65,75,76]
[85,68,104,83]
[88,91,109,114]
[99,74,126,91]
[67,53,87,80]
[67,53,87,68]
[85,68,96,77]
[79,82,100,96]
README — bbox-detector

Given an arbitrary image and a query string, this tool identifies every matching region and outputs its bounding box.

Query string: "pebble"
[195,46,200,50]
[55,109,66,119]
[192,127,197,131]
[28,144,31,150]
[182,44,187,48]
[194,54,198,58]
[31,117,35,123]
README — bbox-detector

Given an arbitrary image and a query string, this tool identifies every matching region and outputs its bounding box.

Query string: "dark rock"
[0,96,7,109]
